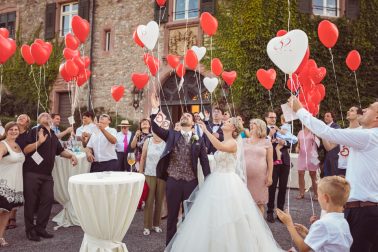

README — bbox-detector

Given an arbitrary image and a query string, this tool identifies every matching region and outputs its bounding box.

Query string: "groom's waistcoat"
[167,135,195,181]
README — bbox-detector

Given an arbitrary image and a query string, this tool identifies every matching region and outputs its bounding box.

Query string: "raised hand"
[151,93,160,109]
[38,129,47,145]
[287,95,303,112]
[294,223,309,237]
[197,121,208,133]
[204,110,210,120]
[275,208,293,226]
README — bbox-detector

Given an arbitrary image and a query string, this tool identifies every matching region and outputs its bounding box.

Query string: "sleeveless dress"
[0,140,25,212]
[244,138,272,204]
[297,130,319,171]
[166,151,283,252]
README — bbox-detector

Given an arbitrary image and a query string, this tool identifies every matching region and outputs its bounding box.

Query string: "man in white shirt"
[50,113,73,139]
[288,96,378,252]
[75,111,97,147]
[85,114,118,172]
[115,120,135,171]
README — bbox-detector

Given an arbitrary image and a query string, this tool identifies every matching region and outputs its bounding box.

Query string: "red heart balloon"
[0,36,16,64]
[30,43,49,65]
[0,28,9,38]
[156,0,166,6]
[176,63,186,78]
[316,83,326,100]
[43,42,53,58]
[64,59,79,77]
[295,47,310,74]
[167,54,180,69]
[256,68,276,90]
[133,30,144,48]
[222,71,237,86]
[72,16,90,43]
[308,88,322,104]
[200,12,218,36]
[73,55,86,71]
[309,66,326,84]
[211,58,223,76]
[276,29,287,37]
[318,20,339,49]
[59,63,71,82]
[131,73,149,90]
[34,39,44,45]
[111,85,125,102]
[21,45,35,65]
[77,69,91,87]
[146,55,160,76]
[184,49,198,70]
[65,33,80,50]
[346,50,361,71]
[305,101,319,116]
[286,74,300,92]
[83,56,91,68]
[63,48,80,60]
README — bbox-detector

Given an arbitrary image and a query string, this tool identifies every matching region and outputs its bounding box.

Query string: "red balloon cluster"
[20,39,52,66]
[184,49,198,70]
[71,16,90,43]
[0,28,16,64]
[288,59,327,116]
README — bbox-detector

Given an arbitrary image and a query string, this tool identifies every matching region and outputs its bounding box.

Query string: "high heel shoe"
[0,238,9,247]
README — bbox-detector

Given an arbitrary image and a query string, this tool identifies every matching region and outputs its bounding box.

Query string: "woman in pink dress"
[295,126,320,200]
[244,119,273,214]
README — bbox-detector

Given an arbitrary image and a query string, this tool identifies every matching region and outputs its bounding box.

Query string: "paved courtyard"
[4,189,320,252]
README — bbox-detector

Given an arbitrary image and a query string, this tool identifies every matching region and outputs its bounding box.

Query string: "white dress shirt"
[87,126,117,162]
[297,108,378,202]
[304,212,353,252]
[115,131,132,153]
[76,123,97,137]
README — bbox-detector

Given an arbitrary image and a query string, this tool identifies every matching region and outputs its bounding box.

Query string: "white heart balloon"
[137,21,159,51]
[203,77,218,93]
[267,29,308,75]
[191,46,206,62]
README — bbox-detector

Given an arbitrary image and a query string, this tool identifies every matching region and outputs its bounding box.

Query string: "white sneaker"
[143,228,150,236]
[152,226,162,233]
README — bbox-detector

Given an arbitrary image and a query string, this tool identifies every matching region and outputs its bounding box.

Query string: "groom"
[150,96,210,245]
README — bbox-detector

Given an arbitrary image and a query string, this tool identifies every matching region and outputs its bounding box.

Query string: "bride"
[165,117,283,252]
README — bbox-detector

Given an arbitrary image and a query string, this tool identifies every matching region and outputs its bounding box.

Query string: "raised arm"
[150,94,169,141]
[198,121,237,153]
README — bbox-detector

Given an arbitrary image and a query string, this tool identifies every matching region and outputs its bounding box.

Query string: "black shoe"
[266,213,275,223]
[35,229,54,239]
[26,230,41,242]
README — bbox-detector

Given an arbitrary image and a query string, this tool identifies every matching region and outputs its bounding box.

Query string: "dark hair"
[0,122,19,141]
[264,111,275,118]
[213,107,223,114]
[350,106,363,115]
[325,111,336,120]
[51,113,60,119]
[182,112,194,121]
[139,118,151,132]
[82,111,94,120]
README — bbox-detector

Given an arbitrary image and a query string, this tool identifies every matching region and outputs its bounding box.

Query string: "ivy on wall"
[212,0,377,121]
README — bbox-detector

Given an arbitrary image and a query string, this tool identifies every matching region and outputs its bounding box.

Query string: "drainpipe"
[88,0,96,112]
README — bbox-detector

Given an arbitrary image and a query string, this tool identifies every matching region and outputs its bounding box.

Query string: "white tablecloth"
[288,153,317,189]
[68,172,145,252]
[52,152,91,229]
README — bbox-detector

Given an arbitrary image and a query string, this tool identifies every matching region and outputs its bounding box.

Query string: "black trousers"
[23,172,54,233]
[90,159,119,173]
[345,206,378,252]
[116,152,131,172]
[166,177,198,245]
[267,164,290,213]
[324,156,339,176]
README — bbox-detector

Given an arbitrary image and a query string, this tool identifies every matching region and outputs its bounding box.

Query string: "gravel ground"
[4,189,320,252]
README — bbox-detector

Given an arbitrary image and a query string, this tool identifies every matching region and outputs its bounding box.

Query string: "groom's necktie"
[183,133,190,144]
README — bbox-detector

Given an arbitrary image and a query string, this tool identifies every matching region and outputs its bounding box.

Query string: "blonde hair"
[318,176,350,207]
[250,119,267,138]
[230,117,243,139]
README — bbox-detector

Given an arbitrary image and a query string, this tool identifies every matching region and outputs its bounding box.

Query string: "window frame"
[173,0,199,21]
[313,0,340,17]
[60,2,78,37]
[0,11,16,38]
[105,30,111,52]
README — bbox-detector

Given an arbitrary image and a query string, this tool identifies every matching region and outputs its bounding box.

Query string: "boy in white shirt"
[276,176,353,252]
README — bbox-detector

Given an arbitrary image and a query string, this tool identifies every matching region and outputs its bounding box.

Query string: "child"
[276,176,353,252]
[275,114,298,164]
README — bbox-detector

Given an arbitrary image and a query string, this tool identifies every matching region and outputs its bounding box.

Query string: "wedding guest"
[139,122,169,236]
[130,119,152,167]
[322,111,340,176]
[295,126,320,200]
[6,114,31,231]
[322,106,362,176]
[204,108,224,154]
[0,122,25,247]
[265,110,291,223]
[115,120,135,171]
[193,112,203,137]
[288,96,378,252]
[75,111,96,147]
[85,114,118,172]
[274,114,298,164]
[277,176,352,252]
[23,112,77,241]
[50,113,73,139]
[244,119,273,214]
[237,116,250,138]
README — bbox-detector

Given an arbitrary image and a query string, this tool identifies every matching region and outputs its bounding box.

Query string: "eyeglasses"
[100,114,110,119]
[121,126,128,129]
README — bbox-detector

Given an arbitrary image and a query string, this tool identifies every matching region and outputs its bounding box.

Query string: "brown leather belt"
[344,201,378,209]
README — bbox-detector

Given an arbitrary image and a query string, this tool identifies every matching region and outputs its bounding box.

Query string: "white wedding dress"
[166,151,283,252]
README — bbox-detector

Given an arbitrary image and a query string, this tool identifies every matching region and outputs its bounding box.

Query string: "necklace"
[5,140,18,150]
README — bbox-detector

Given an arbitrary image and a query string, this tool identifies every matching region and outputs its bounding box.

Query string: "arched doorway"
[160,70,211,123]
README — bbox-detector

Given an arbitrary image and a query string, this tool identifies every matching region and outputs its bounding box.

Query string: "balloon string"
[268,90,274,111]
[194,70,204,112]
[287,0,291,31]
[38,67,46,111]
[229,86,236,117]
[115,102,118,126]
[328,48,345,127]
[220,80,232,116]
[353,71,361,108]
[175,74,187,112]
[43,65,49,111]
[0,65,3,112]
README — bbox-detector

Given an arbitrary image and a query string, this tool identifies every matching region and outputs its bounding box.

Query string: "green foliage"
[0,25,64,117]
[213,0,378,122]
